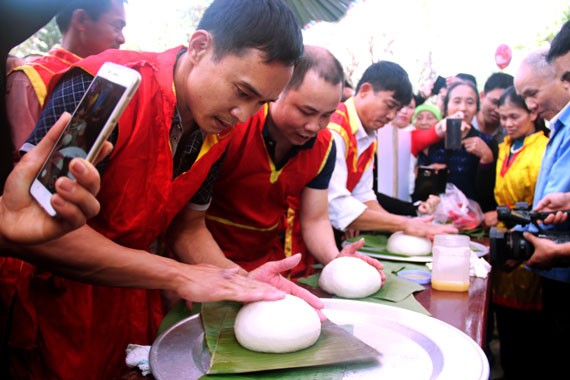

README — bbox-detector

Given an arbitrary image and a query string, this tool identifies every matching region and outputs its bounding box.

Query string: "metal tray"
[150,298,489,380]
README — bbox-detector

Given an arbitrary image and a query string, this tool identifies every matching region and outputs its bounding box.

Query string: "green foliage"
[541,6,570,43]
[10,18,61,57]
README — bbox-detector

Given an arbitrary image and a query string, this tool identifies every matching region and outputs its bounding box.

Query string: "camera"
[489,202,570,265]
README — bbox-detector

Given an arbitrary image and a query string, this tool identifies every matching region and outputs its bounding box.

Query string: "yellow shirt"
[494,131,549,208]
[492,131,548,310]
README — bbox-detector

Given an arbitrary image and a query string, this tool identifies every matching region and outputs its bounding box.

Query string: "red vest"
[12,47,82,107]
[7,47,234,380]
[328,98,377,191]
[205,105,332,278]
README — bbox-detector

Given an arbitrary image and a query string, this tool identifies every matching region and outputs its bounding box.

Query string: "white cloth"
[328,117,377,231]
[125,344,151,376]
[469,251,492,278]
[426,251,492,279]
[376,123,413,201]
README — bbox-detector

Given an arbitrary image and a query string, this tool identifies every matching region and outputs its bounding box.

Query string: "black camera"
[489,202,570,265]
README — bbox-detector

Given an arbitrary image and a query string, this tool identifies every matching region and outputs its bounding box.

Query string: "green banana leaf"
[200,301,379,376]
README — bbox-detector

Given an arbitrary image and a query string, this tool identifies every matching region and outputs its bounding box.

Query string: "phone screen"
[36,76,127,193]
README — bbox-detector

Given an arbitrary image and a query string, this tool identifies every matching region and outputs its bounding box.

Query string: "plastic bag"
[433,183,484,230]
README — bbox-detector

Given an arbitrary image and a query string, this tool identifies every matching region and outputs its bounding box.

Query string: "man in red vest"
[6,0,127,156]
[327,61,458,245]
[3,1,321,379]
[169,46,385,282]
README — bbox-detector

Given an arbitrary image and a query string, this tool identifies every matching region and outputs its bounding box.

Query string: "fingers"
[268,253,302,273]
[522,231,537,244]
[19,113,72,180]
[69,158,101,196]
[52,175,101,224]
[283,281,326,321]
[93,141,113,165]
[346,238,365,251]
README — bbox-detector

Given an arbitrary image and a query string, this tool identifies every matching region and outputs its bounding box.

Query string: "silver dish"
[150,298,489,380]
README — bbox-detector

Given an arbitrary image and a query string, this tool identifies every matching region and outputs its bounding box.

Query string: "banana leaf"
[200,301,380,375]
[347,232,486,257]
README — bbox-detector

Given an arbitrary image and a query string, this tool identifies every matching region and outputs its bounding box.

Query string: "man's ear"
[357,82,373,98]
[70,9,91,32]
[187,30,212,63]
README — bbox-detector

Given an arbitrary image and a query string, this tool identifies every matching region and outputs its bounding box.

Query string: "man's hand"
[534,193,570,224]
[403,216,458,239]
[174,263,287,304]
[417,195,440,215]
[337,238,386,282]
[524,232,562,269]
[0,112,112,247]
[248,254,326,321]
[482,210,498,228]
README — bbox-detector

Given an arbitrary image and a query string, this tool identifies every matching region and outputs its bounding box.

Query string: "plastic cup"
[431,234,471,292]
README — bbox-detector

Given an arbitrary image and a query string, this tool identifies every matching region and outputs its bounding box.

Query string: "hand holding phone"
[431,75,447,96]
[30,62,141,216]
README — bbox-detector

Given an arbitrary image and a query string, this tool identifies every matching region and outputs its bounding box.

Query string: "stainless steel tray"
[150,298,489,380]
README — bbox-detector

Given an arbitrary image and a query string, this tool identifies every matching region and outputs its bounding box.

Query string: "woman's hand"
[462,136,494,164]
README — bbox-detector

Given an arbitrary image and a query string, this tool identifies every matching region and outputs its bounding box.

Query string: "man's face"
[552,51,570,94]
[479,88,505,126]
[270,70,342,146]
[181,37,293,134]
[356,85,401,131]
[515,61,570,121]
[83,0,126,55]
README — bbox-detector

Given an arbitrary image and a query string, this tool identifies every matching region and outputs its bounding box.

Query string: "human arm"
[167,207,325,314]
[12,224,287,304]
[168,207,242,270]
[524,232,570,269]
[6,70,42,151]
[410,125,442,156]
[328,131,455,237]
[0,112,112,250]
[534,193,570,224]
[300,187,385,278]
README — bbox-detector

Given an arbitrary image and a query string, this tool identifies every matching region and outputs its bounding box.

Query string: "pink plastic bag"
[433,184,484,230]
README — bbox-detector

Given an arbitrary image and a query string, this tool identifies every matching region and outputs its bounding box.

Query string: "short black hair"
[56,0,125,33]
[455,73,478,88]
[285,46,344,92]
[498,86,548,136]
[355,61,412,106]
[198,0,303,66]
[443,80,480,116]
[547,19,570,62]
[483,72,514,94]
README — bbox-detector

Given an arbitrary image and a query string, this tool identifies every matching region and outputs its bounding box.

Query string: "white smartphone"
[30,62,141,216]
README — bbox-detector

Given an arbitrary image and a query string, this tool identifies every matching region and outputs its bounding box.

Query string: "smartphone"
[30,62,141,216]
[431,75,447,96]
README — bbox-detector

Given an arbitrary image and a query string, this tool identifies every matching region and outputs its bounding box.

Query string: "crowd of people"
[1,0,570,379]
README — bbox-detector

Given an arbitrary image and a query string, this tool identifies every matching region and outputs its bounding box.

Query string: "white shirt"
[328,117,378,231]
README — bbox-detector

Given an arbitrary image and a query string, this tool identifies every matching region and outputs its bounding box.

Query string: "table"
[121,240,491,378]
[415,275,490,347]
[298,273,490,348]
